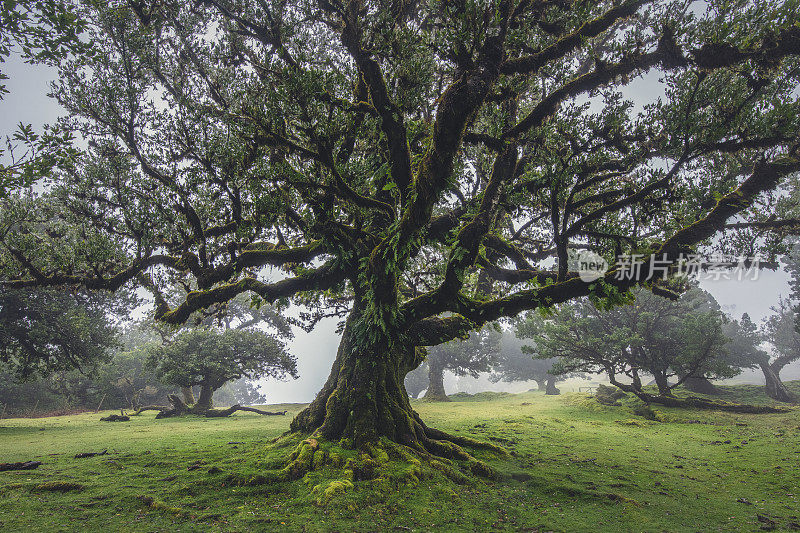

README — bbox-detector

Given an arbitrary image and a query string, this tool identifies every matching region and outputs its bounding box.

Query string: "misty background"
[3,54,798,405]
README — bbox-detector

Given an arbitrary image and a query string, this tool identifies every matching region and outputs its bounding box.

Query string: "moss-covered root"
[421,424,508,456]
[311,479,354,505]
[226,432,502,497]
[285,438,321,480]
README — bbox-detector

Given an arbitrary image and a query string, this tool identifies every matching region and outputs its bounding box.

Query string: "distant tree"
[536,287,736,405]
[93,345,172,411]
[0,288,131,379]
[142,328,296,417]
[0,321,172,416]
[0,362,62,416]
[132,289,296,409]
[760,300,800,403]
[490,329,563,395]
[404,362,429,400]
[213,378,269,407]
[422,326,501,402]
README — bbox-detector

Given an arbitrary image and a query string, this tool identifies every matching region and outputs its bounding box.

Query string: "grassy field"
[1,384,799,532]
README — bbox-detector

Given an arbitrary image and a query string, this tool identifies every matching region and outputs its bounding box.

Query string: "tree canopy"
[0,287,131,379]
[1,0,799,461]
[145,327,296,411]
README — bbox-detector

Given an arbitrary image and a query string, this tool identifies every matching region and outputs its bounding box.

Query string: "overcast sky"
[1,54,795,403]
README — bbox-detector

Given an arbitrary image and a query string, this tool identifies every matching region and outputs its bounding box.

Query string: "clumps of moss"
[137,495,190,517]
[467,457,500,479]
[595,384,627,406]
[344,454,379,481]
[284,438,319,480]
[426,459,466,484]
[615,419,647,427]
[223,433,501,506]
[311,479,354,505]
[32,481,84,492]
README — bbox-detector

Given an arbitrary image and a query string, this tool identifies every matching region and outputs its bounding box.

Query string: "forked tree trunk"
[423,363,449,401]
[181,386,196,405]
[760,362,797,403]
[534,378,547,392]
[682,375,720,395]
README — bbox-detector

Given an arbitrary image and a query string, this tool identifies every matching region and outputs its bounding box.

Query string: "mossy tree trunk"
[760,362,797,403]
[653,372,672,397]
[423,362,449,402]
[292,309,424,448]
[290,308,495,466]
[195,384,214,411]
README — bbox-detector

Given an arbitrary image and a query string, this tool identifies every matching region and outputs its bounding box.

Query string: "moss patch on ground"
[1,387,799,532]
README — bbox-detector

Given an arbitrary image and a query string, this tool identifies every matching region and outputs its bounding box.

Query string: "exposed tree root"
[609,380,790,413]
[225,309,508,498]
[642,393,789,413]
[130,395,286,418]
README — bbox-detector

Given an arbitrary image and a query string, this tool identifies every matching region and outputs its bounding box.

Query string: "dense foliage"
[0,287,130,379]
[532,287,736,400]
[1,0,799,456]
[0,0,91,194]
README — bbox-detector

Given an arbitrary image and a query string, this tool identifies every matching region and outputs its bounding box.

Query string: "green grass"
[1,385,799,532]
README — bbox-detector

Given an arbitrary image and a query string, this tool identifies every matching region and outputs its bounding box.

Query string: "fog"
[255,270,800,404]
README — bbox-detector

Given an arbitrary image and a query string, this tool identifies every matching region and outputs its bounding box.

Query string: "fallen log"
[131,405,170,416]
[131,395,288,418]
[0,461,42,471]
[203,405,288,417]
